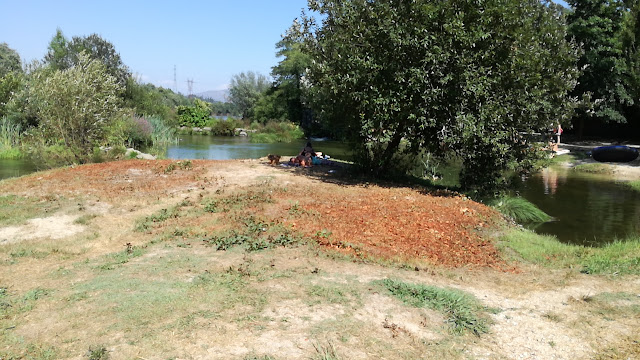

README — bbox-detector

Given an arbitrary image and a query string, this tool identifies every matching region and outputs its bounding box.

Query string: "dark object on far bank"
[591,145,639,163]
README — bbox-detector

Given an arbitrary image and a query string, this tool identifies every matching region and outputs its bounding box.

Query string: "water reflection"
[165,135,352,161]
[519,167,640,246]
[0,159,37,181]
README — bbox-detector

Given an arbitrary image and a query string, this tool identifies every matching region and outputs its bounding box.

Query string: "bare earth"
[0,159,638,359]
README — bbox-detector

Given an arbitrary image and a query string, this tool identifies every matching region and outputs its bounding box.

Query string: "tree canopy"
[228,71,271,119]
[567,0,632,130]
[44,29,130,87]
[0,43,22,78]
[302,0,579,192]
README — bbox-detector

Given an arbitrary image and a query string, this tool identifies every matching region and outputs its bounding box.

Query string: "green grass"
[499,229,640,275]
[249,121,305,143]
[625,180,640,193]
[0,147,23,159]
[573,163,613,174]
[0,195,65,226]
[488,196,551,223]
[376,279,491,335]
[134,200,193,232]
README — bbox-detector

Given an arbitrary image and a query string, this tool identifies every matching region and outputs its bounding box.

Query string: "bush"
[488,196,551,223]
[249,120,304,143]
[26,53,123,165]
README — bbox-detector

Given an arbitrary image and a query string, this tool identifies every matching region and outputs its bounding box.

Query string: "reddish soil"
[2,159,508,269]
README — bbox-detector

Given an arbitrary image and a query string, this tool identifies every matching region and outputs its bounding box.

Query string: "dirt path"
[0,159,638,359]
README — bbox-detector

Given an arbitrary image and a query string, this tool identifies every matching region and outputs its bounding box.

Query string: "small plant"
[74,214,97,225]
[377,279,491,335]
[312,342,341,360]
[135,205,183,232]
[87,345,109,360]
[164,163,176,174]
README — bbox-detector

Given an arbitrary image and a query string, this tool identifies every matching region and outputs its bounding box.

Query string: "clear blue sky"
[1,0,568,95]
[0,0,310,94]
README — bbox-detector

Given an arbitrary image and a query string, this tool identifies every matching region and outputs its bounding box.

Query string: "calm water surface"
[165,135,352,161]
[516,167,640,246]
[0,159,37,180]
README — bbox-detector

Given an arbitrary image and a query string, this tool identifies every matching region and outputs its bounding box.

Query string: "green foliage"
[568,0,632,126]
[44,29,130,87]
[24,53,123,166]
[626,179,640,192]
[123,77,187,123]
[86,346,109,360]
[302,0,579,194]
[177,98,211,127]
[135,207,181,232]
[0,69,23,119]
[0,117,22,159]
[249,121,304,143]
[488,196,551,223]
[499,229,640,275]
[268,22,313,127]
[378,279,490,335]
[228,71,271,119]
[0,42,22,77]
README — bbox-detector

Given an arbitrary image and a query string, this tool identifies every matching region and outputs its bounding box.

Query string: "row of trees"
[0,29,202,166]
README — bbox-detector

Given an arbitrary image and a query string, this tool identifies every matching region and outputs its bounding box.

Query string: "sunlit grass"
[499,229,640,275]
[625,180,640,193]
[488,196,551,223]
[376,279,491,335]
[573,163,613,174]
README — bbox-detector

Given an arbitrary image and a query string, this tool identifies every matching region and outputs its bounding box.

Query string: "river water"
[1,136,638,245]
[515,167,640,246]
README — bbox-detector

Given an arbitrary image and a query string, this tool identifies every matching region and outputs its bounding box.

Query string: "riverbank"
[0,159,638,359]
[557,142,640,181]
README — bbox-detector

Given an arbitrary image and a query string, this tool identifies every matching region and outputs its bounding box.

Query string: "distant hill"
[195,89,229,103]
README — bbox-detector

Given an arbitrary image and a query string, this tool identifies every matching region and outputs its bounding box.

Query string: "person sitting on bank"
[300,142,316,158]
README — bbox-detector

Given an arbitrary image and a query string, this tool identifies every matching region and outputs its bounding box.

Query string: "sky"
[0,0,310,95]
[1,0,568,95]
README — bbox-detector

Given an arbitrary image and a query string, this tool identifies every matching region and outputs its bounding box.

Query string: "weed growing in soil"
[135,200,193,232]
[202,216,303,252]
[74,214,97,225]
[312,342,341,360]
[86,345,109,360]
[377,279,491,335]
[201,190,274,213]
[97,245,144,270]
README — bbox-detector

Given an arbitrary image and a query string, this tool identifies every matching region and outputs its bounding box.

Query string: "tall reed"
[0,117,22,159]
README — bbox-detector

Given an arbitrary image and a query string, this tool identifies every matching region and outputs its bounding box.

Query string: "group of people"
[289,142,321,167]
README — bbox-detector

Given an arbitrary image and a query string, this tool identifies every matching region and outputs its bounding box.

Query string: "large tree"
[0,43,23,119]
[270,21,312,126]
[0,43,22,78]
[302,0,579,192]
[621,0,640,126]
[228,71,270,119]
[44,29,130,87]
[567,0,633,132]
